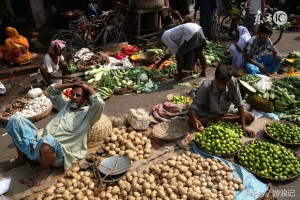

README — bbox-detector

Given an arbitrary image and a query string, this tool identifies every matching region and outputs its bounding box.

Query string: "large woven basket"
[132,0,164,10]
[0,103,53,124]
[152,119,189,141]
[88,114,112,148]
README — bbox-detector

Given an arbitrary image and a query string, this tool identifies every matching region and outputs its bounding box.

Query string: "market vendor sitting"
[0,27,31,65]
[37,39,70,86]
[243,25,282,75]
[188,65,255,137]
[2,82,105,187]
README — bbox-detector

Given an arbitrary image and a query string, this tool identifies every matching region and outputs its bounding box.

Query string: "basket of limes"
[264,121,300,145]
[238,140,300,181]
[194,121,243,157]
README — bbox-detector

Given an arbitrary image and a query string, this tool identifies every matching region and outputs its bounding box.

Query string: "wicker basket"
[237,140,300,182]
[264,121,300,145]
[88,114,112,148]
[132,0,164,10]
[0,103,53,124]
[152,119,189,141]
[140,51,158,65]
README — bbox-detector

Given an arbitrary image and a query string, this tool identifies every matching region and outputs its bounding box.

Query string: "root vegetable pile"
[100,127,152,161]
[2,97,29,117]
[36,166,99,200]
[266,122,300,144]
[239,141,300,179]
[100,151,244,200]
[195,121,243,156]
[17,94,52,118]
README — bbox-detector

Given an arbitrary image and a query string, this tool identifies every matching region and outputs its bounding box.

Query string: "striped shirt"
[190,77,242,115]
[243,35,276,60]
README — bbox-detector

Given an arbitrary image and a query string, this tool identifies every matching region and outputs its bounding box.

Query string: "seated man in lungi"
[2,82,104,186]
[188,65,255,137]
[243,25,282,75]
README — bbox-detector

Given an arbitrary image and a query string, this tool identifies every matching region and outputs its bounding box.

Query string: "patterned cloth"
[190,77,243,116]
[243,35,276,60]
[49,39,66,55]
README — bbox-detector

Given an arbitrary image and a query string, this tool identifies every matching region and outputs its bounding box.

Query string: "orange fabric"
[2,27,30,64]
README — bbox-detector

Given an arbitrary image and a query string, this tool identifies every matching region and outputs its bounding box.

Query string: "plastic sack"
[254,75,272,91]
[0,82,6,94]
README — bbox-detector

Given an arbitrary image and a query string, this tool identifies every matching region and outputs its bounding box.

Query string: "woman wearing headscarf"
[0,27,31,64]
[229,26,251,67]
[37,40,69,86]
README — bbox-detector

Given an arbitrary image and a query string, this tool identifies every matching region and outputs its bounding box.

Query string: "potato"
[133,191,141,197]
[62,193,72,200]
[88,182,95,190]
[71,188,80,194]
[55,187,65,194]
[239,184,245,191]
[151,190,157,198]
[45,188,55,196]
[71,166,80,173]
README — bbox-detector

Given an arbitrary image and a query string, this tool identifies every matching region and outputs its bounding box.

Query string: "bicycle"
[219,1,285,45]
[52,2,129,53]
[51,15,89,54]
[84,3,128,52]
[220,1,246,40]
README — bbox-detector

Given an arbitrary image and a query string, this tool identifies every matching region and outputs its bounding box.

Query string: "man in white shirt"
[155,23,208,80]
[243,0,266,35]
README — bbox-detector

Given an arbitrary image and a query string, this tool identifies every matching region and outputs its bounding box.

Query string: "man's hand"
[154,61,161,69]
[257,63,266,73]
[243,128,255,138]
[76,81,96,95]
[274,52,281,60]
[190,118,204,132]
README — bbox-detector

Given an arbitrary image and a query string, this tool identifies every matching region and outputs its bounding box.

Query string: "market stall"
[2,43,300,200]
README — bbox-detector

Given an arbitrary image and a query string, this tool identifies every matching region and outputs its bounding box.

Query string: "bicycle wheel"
[220,14,244,40]
[52,31,85,53]
[103,26,127,45]
[269,26,284,45]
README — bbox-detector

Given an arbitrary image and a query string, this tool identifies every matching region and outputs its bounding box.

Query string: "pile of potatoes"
[99,151,245,200]
[101,127,152,161]
[36,166,98,200]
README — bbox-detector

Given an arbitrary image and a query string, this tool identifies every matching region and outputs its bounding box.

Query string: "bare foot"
[26,168,52,187]
[2,158,26,172]
[174,74,183,81]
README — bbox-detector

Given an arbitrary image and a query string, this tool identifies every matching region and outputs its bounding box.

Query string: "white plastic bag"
[0,176,12,195]
[0,82,6,94]
[254,75,272,91]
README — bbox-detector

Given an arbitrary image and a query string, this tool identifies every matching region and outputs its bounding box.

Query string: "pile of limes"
[195,121,243,156]
[172,95,190,104]
[239,141,300,180]
[266,122,300,144]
